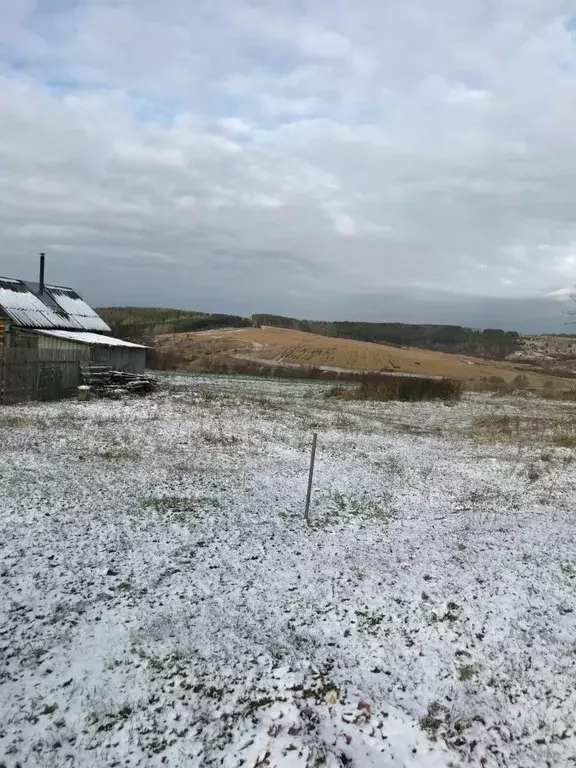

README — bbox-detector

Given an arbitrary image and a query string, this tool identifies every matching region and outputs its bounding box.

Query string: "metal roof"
[46,287,111,332]
[32,329,147,348]
[0,277,111,332]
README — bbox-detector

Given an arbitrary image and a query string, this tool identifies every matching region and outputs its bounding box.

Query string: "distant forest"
[251,315,521,359]
[99,306,521,359]
[98,307,251,341]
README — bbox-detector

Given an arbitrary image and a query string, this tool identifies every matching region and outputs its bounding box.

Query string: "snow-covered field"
[1,375,576,768]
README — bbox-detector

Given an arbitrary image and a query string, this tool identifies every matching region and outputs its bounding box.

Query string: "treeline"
[100,306,521,359]
[250,314,331,335]
[252,315,521,358]
[98,307,250,342]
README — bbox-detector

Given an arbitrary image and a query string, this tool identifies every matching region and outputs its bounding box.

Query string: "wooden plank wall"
[0,348,85,405]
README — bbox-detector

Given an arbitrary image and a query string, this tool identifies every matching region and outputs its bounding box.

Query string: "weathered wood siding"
[90,346,146,374]
[0,348,84,404]
[36,333,90,357]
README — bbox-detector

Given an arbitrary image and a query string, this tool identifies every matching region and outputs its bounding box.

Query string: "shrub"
[325,385,347,399]
[529,388,576,402]
[485,375,508,392]
[512,373,530,390]
[147,347,189,371]
[332,375,462,403]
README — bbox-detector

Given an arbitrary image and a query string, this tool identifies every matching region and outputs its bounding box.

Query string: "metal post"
[39,253,46,295]
[305,432,318,525]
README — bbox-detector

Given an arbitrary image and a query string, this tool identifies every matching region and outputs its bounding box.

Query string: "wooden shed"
[17,329,147,374]
[0,258,148,402]
[0,266,146,374]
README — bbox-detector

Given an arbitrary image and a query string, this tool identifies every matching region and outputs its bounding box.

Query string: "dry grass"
[514,334,576,362]
[152,327,576,392]
[471,411,576,447]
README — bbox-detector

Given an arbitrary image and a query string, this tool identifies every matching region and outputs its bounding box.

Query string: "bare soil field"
[155,327,573,390]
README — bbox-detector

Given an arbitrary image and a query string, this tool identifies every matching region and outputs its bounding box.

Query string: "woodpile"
[80,363,156,397]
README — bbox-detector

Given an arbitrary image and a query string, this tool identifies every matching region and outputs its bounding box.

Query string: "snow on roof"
[47,287,111,332]
[0,277,111,332]
[32,329,147,348]
[0,279,70,329]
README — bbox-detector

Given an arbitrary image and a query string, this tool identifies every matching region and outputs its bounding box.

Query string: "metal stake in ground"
[305,432,318,526]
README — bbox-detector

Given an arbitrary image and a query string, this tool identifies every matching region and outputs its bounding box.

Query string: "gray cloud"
[0,0,575,331]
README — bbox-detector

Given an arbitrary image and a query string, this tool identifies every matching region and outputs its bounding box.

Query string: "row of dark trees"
[99,307,250,343]
[251,315,521,359]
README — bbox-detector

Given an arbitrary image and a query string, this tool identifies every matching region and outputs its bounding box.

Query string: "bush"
[325,385,347,398]
[512,373,530,390]
[485,375,507,392]
[331,375,462,403]
[147,347,189,371]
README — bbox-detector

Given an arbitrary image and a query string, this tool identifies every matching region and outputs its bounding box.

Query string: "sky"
[1,1,576,332]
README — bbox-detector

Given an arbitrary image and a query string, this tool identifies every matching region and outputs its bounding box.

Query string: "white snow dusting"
[1,375,576,767]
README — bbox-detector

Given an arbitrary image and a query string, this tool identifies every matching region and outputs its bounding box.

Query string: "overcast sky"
[1,1,576,331]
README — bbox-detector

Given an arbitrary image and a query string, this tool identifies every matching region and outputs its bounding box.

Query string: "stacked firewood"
[80,364,156,397]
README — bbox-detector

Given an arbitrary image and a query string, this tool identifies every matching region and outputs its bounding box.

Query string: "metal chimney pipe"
[39,253,45,294]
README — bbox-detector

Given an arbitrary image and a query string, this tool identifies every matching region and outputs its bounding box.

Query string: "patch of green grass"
[87,704,134,733]
[332,414,357,430]
[472,413,522,441]
[396,422,444,437]
[199,431,240,446]
[144,497,197,523]
[49,413,82,428]
[472,412,576,448]
[0,415,34,428]
[553,435,576,448]
[458,665,477,681]
[561,563,576,579]
[247,697,275,713]
[47,600,87,625]
[420,702,448,735]
[253,397,280,411]
[144,495,221,523]
[146,497,195,512]
[438,601,461,622]
[356,609,386,634]
[203,686,225,700]
[310,490,392,528]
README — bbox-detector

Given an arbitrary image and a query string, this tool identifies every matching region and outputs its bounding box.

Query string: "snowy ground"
[1,375,576,768]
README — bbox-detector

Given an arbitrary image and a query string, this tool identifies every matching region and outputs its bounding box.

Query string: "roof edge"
[28,328,149,349]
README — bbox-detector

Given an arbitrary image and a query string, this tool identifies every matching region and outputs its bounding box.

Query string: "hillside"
[507,334,576,375]
[154,325,565,389]
[252,314,522,359]
[99,307,523,358]
[100,306,576,378]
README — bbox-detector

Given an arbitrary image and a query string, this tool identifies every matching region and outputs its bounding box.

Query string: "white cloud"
[0,0,575,329]
[218,117,252,135]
